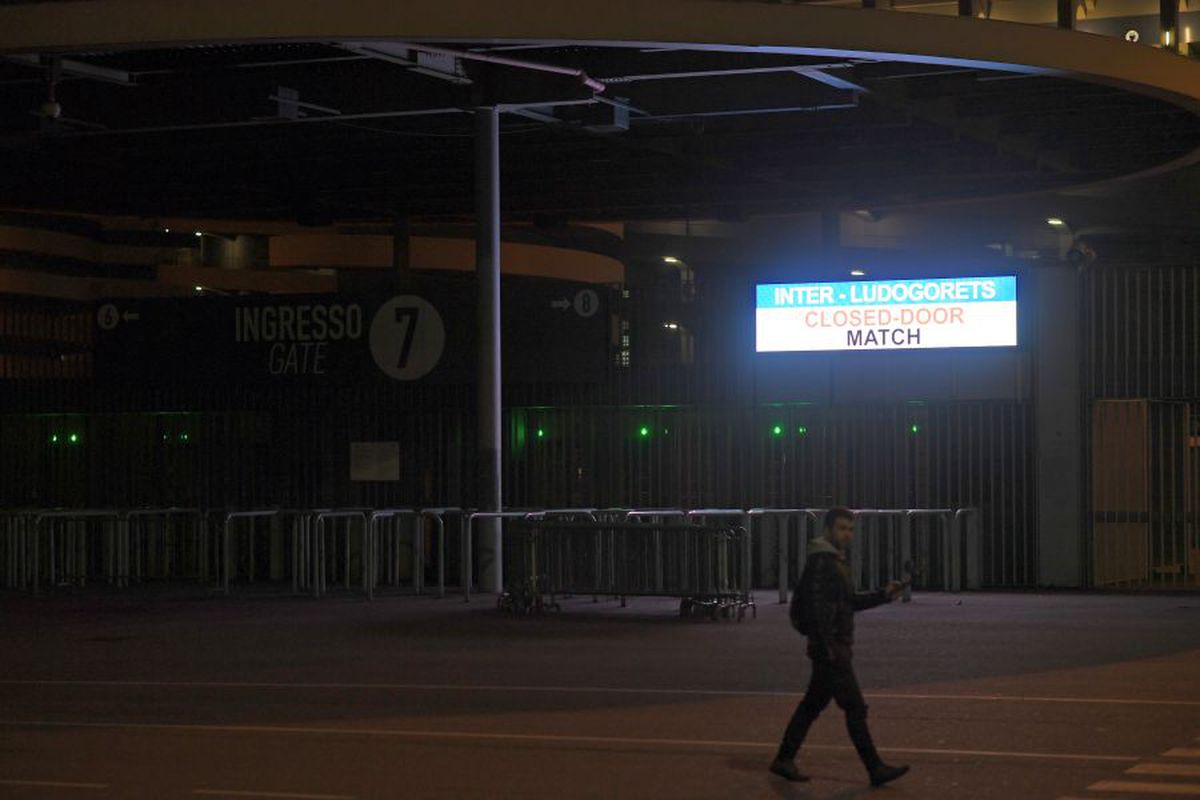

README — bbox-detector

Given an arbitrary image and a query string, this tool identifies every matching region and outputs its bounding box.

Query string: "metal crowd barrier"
[126,508,206,585]
[497,519,755,620]
[753,508,819,605]
[770,507,982,602]
[415,506,467,598]
[459,508,592,598]
[369,509,418,599]
[463,511,536,603]
[3,505,982,601]
[2,508,211,592]
[462,509,616,604]
[367,508,452,600]
[953,508,982,591]
[506,508,598,610]
[220,507,460,600]
[1,511,34,590]
[221,510,280,595]
[480,511,755,620]
[223,508,322,596]
[33,510,124,592]
[686,509,753,610]
[310,510,371,598]
[625,509,685,598]
[219,509,391,598]
[852,509,907,592]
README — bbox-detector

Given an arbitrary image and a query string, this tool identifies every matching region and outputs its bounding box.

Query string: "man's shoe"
[869,763,910,787]
[769,758,810,782]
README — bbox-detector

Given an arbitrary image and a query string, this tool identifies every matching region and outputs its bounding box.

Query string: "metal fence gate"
[506,402,1035,587]
[1090,400,1198,587]
[1083,263,1200,588]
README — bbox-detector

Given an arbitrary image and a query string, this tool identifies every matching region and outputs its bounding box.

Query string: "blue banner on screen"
[755,275,1017,352]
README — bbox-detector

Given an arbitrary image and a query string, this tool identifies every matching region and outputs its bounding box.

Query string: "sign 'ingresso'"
[755,275,1017,352]
[94,276,610,386]
[234,302,364,375]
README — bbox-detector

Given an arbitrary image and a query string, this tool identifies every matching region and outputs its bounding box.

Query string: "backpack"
[788,582,809,635]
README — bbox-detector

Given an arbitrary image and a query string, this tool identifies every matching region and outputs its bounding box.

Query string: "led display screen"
[755,275,1017,352]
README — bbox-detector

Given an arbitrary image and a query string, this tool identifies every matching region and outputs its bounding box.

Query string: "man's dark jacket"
[790,537,890,660]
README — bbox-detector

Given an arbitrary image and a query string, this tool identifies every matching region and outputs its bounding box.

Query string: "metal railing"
[126,508,206,585]
[34,510,123,592]
[493,516,755,620]
[1,511,34,590]
[3,504,983,600]
[685,509,753,606]
[369,509,419,599]
[753,508,819,605]
[221,510,281,595]
[311,510,371,598]
[768,507,982,603]
[462,511,538,603]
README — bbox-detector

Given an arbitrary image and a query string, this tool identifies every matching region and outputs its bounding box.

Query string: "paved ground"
[1,588,1198,799]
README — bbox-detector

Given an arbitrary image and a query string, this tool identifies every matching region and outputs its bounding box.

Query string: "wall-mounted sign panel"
[755,275,1017,352]
[95,275,608,386]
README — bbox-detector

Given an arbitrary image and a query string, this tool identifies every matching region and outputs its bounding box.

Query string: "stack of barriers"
[0,508,211,592]
[486,509,757,620]
[3,505,979,606]
[221,508,453,600]
[0,506,460,599]
[766,507,982,604]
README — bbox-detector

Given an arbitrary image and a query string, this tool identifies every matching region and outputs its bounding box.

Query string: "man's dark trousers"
[776,643,882,771]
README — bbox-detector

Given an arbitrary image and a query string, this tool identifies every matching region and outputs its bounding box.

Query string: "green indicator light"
[771,424,783,436]
[536,428,545,439]
[180,433,190,442]
[797,426,808,435]
[639,426,650,438]
[50,433,59,444]
[68,433,80,444]
[910,424,920,434]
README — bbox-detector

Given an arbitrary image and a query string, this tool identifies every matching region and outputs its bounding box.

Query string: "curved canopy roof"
[1,0,1198,221]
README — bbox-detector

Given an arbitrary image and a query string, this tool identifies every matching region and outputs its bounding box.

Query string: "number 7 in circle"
[394,306,420,369]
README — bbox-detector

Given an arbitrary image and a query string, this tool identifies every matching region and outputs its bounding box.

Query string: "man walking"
[770,507,910,787]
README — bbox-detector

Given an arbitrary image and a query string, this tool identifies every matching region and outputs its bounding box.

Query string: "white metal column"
[475,105,503,594]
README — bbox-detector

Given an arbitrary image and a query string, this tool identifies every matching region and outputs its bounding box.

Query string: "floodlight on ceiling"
[663,256,681,264]
[1046,217,1066,227]
[850,269,866,277]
